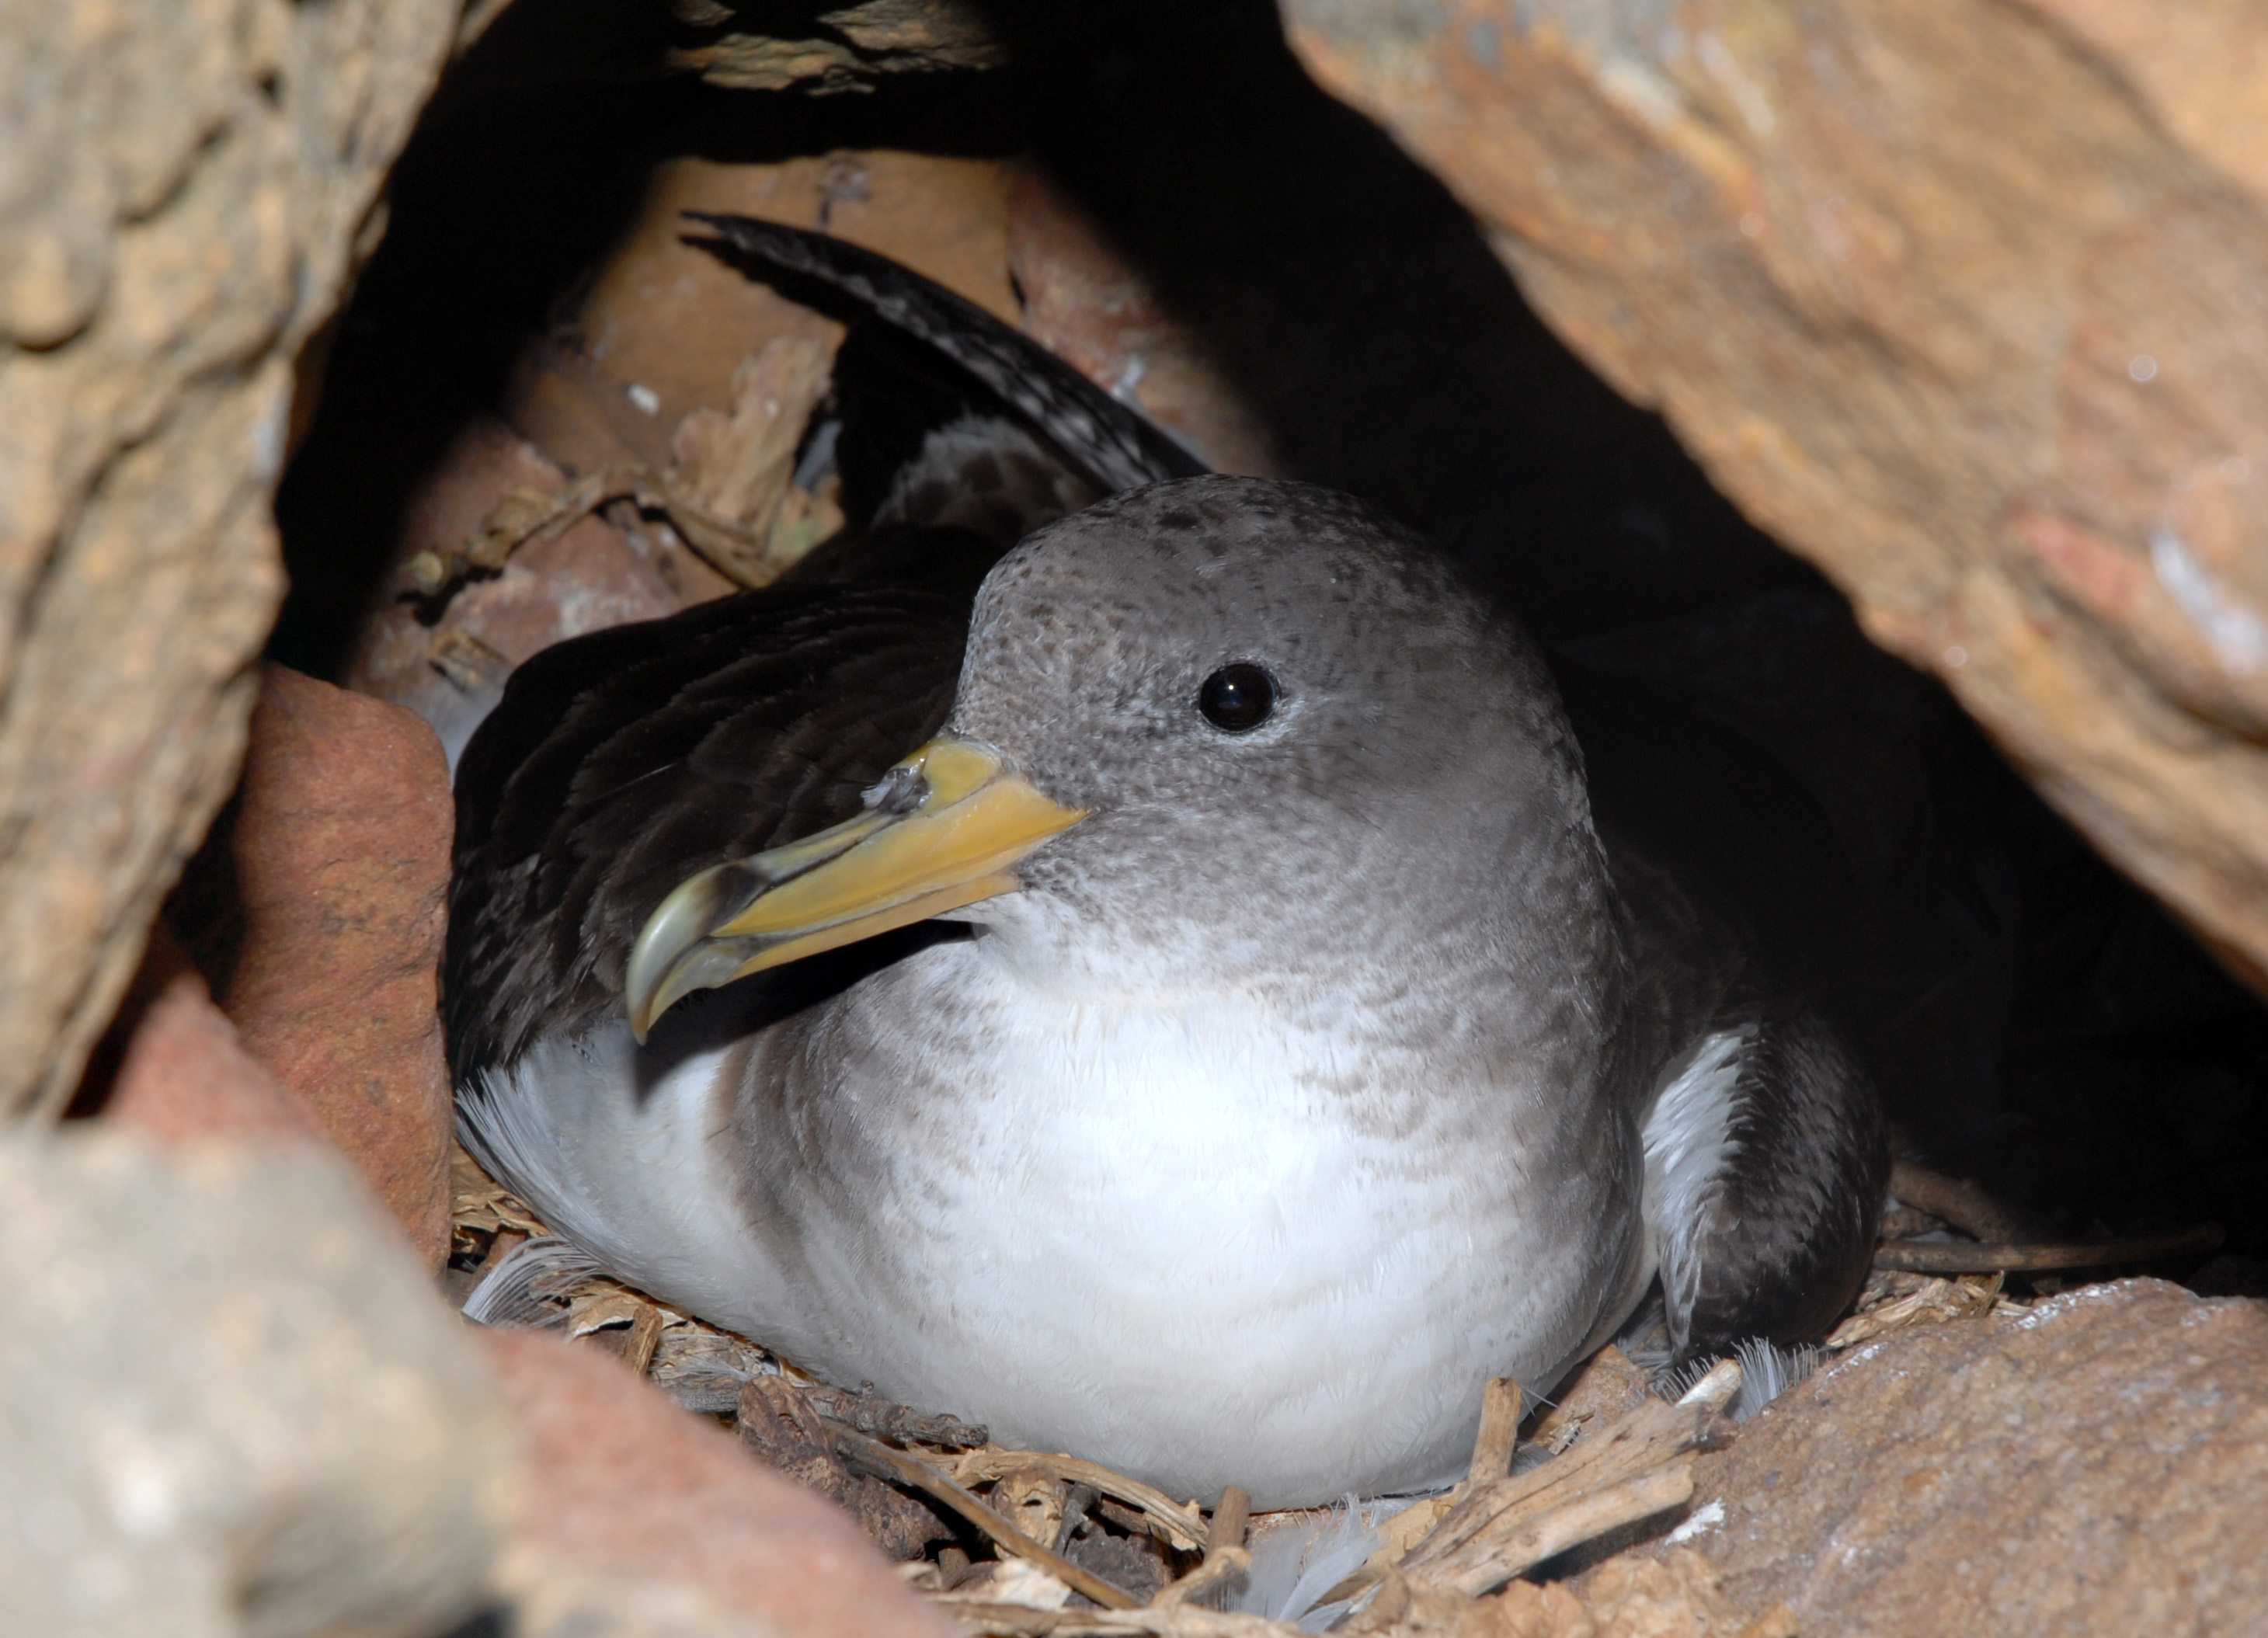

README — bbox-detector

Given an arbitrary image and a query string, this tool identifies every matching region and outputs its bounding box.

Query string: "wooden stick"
[1466,1378,1523,1489]
[1424,1463,1696,1596]
[621,1302,665,1374]
[1875,1222,2224,1273]
[1150,1547,1251,1610]
[1824,1273,2001,1349]
[951,1449,1208,1553]
[1887,1159,2044,1244]
[832,1426,1139,1610]
[1400,1359,1738,1595]
[1153,1485,1254,1610]
[1207,1487,1250,1555]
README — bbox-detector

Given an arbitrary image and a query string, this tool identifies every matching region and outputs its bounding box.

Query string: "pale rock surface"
[0,1129,514,1637]
[0,0,457,1118]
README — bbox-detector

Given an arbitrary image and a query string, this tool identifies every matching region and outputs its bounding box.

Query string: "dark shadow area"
[987,0,1815,643]
[275,0,2268,1278]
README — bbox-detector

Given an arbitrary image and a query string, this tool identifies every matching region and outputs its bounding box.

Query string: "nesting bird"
[448,221,1884,1507]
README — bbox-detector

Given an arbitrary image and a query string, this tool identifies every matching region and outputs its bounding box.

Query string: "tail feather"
[684,213,1208,496]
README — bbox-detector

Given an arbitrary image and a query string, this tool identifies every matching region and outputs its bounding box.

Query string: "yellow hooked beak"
[624,733,1087,1040]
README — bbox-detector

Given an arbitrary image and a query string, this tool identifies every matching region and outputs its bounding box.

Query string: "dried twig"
[570,1289,666,1373]
[409,463,774,598]
[1397,1359,1742,1597]
[408,334,842,600]
[1206,1487,1249,1555]
[1318,1380,1518,1606]
[1464,1377,1522,1488]
[1150,1549,1249,1612]
[809,1382,988,1449]
[1874,1222,2225,1273]
[1887,1158,2044,1244]
[1826,1272,2005,1350]
[834,1425,1142,1610]
[1153,1486,1250,1609]
[450,1141,550,1238]
[951,1449,1209,1553]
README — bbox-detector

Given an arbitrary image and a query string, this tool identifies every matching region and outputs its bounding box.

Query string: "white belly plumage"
[463,941,1644,1505]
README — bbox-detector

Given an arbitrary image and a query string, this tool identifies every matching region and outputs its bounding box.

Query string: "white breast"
[464,939,1640,1505]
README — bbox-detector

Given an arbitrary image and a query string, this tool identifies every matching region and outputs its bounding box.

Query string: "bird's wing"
[1609,823,1888,1364]
[1641,1005,1888,1362]
[447,583,971,1080]
[451,220,1209,1083]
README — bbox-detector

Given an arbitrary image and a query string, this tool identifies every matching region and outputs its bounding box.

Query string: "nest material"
[456,1144,2005,1636]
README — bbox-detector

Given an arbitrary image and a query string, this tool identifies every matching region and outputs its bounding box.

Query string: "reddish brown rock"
[482,1329,954,1638]
[349,153,1030,742]
[508,151,1020,478]
[98,935,330,1149]
[211,665,456,1267]
[1652,1279,2268,1635]
[1007,167,1284,478]
[346,415,722,760]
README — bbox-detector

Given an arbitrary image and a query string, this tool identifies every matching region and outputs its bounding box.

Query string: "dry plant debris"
[1493,1549,1797,1638]
[1822,1271,2015,1354]
[741,1377,952,1560]
[1393,1365,1740,1598]
[446,1151,1799,1636]
[407,334,844,602]
[1873,1223,2225,1274]
[451,1138,551,1240]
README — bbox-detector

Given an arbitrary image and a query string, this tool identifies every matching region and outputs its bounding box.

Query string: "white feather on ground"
[1232,1495,1426,1630]
[1666,1337,1817,1422]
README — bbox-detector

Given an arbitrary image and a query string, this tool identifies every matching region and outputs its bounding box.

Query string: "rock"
[0,1127,513,1637]
[348,151,1028,754]
[506,151,1019,478]
[193,665,457,1268]
[1649,1278,2268,1634]
[345,416,715,769]
[1283,0,2268,991]
[482,1328,955,1638]
[0,0,457,1119]
[491,1545,782,1638]
[1005,166,1284,478]
[95,931,330,1149]
[673,0,1007,94]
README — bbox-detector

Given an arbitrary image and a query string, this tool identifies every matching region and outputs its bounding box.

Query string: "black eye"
[1198,663,1276,732]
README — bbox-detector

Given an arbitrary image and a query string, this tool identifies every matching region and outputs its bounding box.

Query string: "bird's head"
[627,476,1606,1036]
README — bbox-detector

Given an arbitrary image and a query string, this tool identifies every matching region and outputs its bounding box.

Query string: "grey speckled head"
[948,476,1622,1018]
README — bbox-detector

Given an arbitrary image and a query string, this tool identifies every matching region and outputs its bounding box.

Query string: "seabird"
[449,221,1886,1507]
